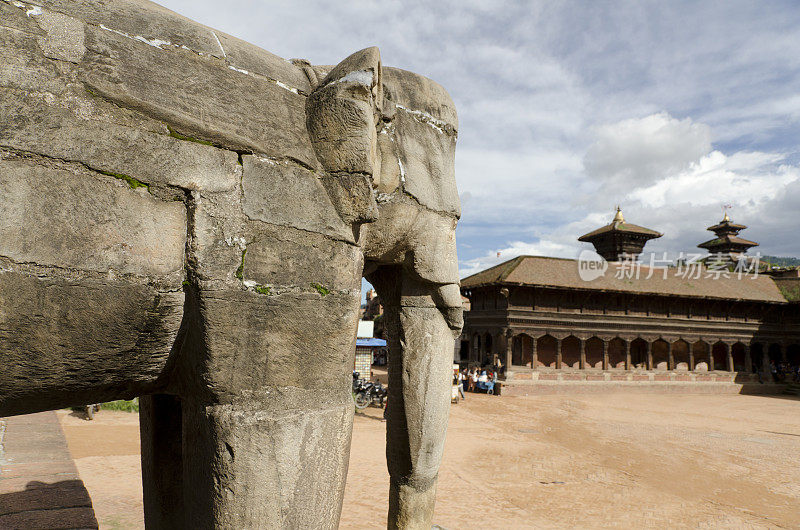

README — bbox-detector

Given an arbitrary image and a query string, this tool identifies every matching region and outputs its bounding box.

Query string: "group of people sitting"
[454,366,499,398]
[769,360,800,383]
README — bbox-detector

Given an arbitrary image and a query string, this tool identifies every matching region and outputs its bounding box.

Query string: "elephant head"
[307,48,463,528]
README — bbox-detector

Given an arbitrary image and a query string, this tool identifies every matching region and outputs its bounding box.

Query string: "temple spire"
[698,211,757,258]
[578,207,662,262]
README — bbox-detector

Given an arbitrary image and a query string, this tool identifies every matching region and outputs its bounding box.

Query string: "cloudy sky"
[160,0,800,278]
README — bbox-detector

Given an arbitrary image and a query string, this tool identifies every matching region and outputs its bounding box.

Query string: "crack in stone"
[0,145,196,200]
[395,104,457,137]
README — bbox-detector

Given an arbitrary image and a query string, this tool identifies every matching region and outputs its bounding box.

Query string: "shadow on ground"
[0,479,98,529]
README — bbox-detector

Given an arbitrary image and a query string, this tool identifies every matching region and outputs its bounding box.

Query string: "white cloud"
[583,112,712,190]
[627,151,795,209]
[460,239,578,278]
[462,110,800,276]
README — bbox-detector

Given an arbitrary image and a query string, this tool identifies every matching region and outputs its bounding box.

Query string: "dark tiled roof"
[698,235,759,249]
[460,255,787,302]
[707,220,747,232]
[578,220,662,241]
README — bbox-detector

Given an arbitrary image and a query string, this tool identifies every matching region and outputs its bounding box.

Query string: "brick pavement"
[0,411,98,529]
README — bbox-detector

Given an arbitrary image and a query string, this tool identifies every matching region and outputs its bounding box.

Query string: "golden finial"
[612,205,624,223]
[721,204,732,222]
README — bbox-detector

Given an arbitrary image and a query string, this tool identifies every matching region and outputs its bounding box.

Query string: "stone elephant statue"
[0,1,461,528]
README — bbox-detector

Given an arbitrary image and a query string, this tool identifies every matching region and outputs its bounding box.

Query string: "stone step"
[0,411,98,529]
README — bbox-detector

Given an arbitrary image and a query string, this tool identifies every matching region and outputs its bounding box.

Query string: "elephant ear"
[306,47,382,226]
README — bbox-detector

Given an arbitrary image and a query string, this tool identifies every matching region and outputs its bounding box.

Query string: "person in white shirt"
[468,368,478,392]
[455,369,466,399]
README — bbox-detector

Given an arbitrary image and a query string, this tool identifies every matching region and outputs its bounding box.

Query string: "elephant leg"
[139,394,184,529]
[177,290,360,528]
[367,266,460,529]
[180,395,354,529]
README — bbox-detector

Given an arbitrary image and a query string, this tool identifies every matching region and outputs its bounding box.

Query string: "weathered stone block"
[79,25,317,166]
[0,273,183,415]
[182,397,353,529]
[383,67,458,132]
[193,290,360,398]
[30,7,86,63]
[243,226,363,292]
[0,24,68,94]
[216,33,311,94]
[39,0,227,60]
[394,110,460,217]
[241,155,354,242]
[0,156,186,278]
[0,87,241,192]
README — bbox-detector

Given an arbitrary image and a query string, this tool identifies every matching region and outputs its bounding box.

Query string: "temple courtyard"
[49,392,800,528]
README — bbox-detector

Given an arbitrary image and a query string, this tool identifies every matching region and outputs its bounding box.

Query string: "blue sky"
[159,0,800,281]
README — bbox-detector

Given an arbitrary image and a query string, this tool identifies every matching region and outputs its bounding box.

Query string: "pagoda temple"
[458,208,799,395]
[578,207,662,261]
[698,211,758,258]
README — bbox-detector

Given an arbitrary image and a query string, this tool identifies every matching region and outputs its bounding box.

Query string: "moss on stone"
[98,169,149,190]
[311,282,330,296]
[254,285,271,295]
[235,248,247,280]
[167,126,214,146]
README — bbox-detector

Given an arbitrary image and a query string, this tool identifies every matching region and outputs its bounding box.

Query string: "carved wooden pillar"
[494,331,504,367]
[504,329,513,372]
[726,343,734,372]
[646,341,653,370]
[556,338,563,370]
[744,343,752,373]
[602,340,609,370]
[667,341,674,371]
[688,345,695,372]
[709,343,715,371]
[579,338,586,370]
[531,336,538,370]
[624,340,631,370]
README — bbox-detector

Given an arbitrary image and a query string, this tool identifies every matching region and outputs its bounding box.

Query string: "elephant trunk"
[367,267,462,529]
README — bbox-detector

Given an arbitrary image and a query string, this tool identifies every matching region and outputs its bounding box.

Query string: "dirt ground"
[57,392,800,529]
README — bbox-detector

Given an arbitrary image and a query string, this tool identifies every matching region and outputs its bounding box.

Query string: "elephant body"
[0,0,461,528]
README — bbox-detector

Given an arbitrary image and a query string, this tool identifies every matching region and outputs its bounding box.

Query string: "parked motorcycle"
[352,373,387,410]
[85,403,100,420]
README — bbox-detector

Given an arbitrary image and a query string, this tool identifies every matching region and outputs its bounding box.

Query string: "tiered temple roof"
[578,208,662,262]
[698,211,758,256]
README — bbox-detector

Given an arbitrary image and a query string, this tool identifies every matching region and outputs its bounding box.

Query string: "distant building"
[698,211,758,259]
[355,319,386,376]
[459,209,800,390]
